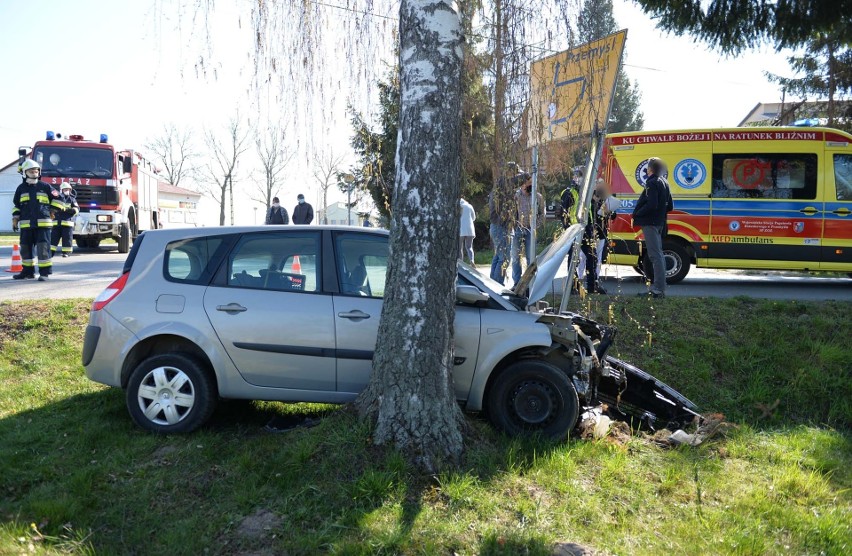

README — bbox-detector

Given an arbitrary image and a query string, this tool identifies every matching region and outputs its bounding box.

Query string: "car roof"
[144,225,390,241]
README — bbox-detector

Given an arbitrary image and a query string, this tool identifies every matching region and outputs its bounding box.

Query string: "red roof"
[158,182,202,197]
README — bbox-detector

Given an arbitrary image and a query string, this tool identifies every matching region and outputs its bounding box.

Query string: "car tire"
[487,360,579,440]
[126,354,216,433]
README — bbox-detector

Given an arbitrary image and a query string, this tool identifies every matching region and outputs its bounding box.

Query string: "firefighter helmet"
[60,182,73,191]
[21,159,41,173]
[21,159,41,183]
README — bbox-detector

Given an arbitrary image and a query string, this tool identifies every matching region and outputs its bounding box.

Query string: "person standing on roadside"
[488,163,518,284]
[632,157,673,298]
[51,182,80,257]
[265,197,289,225]
[292,194,314,225]
[12,159,65,281]
[459,197,476,264]
[510,171,545,286]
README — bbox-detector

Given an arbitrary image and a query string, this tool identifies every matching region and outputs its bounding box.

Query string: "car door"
[331,231,481,398]
[203,230,337,391]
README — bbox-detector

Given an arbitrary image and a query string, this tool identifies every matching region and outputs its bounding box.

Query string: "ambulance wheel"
[663,241,690,284]
[118,223,131,253]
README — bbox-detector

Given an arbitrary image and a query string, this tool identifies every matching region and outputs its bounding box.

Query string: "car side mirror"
[456,285,490,305]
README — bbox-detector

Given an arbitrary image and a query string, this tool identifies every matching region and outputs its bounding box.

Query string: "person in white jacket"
[459,198,476,264]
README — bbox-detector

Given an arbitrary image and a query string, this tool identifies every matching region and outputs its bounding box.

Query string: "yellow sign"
[528,30,627,145]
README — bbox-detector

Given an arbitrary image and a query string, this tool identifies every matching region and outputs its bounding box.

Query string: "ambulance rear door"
[822,134,852,271]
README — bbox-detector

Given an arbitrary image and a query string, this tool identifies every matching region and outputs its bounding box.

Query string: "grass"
[0,298,850,555]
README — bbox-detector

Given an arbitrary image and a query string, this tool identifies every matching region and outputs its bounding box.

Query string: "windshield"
[35,146,114,178]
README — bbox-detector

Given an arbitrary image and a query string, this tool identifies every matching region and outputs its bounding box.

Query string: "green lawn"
[0,298,849,555]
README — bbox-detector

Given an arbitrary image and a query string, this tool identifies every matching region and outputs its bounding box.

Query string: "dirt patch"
[236,509,282,540]
[0,302,45,349]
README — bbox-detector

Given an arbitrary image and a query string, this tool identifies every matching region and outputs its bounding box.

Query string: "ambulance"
[602,126,852,282]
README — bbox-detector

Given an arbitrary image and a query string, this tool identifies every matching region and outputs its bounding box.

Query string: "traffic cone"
[6,244,23,273]
[291,255,302,274]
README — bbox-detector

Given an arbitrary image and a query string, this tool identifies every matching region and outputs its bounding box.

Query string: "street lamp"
[253,206,258,225]
[341,173,355,225]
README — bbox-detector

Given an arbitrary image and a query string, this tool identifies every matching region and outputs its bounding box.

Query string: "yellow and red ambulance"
[603,126,852,282]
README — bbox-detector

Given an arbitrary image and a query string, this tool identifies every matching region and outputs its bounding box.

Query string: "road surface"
[1,245,850,302]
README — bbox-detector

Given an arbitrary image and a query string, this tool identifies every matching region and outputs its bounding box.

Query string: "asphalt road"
[0,244,850,302]
[0,244,126,301]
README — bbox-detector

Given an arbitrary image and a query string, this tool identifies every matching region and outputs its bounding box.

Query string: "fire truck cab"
[20,131,160,253]
[603,126,852,282]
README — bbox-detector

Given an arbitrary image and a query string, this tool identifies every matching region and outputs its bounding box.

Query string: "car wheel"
[662,241,690,284]
[487,360,579,440]
[126,354,216,433]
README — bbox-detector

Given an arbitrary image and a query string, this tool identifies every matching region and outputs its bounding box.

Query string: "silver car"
[83,225,696,437]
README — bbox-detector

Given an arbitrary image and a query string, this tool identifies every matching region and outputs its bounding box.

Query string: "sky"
[0,0,797,225]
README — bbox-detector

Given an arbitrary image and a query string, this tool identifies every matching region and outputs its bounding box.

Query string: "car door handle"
[338,310,370,321]
[216,303,247,313]
[833,207,850,215]
[799,207,818,214]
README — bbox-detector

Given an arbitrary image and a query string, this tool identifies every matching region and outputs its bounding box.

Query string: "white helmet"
[60,182,73,191]
[21,159,41,172]
[21,159,41,183]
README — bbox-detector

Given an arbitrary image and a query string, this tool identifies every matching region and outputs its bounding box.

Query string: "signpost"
[521,30,627,308]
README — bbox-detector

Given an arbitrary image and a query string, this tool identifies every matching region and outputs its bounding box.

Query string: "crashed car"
[82,225,697,437]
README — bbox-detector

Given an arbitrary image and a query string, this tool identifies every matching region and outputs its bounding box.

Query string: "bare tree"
[313,150,346,224]
[200,117,252,226]
[145,123,197,187]
[252,125,294,211]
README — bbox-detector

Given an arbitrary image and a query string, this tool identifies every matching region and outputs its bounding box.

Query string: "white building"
[158,183,202,228]
[317,201,380,227]
[0,159,23,231]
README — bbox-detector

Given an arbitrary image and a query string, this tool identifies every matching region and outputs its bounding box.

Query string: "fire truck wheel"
[118,223,131,253]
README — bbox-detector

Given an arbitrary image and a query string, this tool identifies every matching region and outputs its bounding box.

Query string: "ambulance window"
[834,154,852,201]
[712,153,817,200]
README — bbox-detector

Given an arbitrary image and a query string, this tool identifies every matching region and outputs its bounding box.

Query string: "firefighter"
[51,182,79,257]
[12,159,65,281]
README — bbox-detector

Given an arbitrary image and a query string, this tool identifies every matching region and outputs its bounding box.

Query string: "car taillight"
[92,272,129,311]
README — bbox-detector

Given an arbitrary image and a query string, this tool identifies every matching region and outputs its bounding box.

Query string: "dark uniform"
[51,187,80,257]
[12,179,65,279]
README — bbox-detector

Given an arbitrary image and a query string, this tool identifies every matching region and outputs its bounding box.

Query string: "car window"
[711,153,817,200]
[834,154,852,201]
[227,232,320,292]
[334,233,388,297]
[164,235,228,284]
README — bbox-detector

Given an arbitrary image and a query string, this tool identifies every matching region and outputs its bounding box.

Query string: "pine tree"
[632,0,852,54]
[767,32,852,131]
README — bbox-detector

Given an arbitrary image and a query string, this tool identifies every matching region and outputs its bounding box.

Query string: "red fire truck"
[18,131,160,253]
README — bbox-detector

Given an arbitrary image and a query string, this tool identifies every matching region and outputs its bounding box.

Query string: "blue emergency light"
[100,134,108,143]
[46,131,55,140]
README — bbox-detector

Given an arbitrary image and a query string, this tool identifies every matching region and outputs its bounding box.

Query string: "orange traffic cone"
[291,255,302,274]
[6,244,23,273]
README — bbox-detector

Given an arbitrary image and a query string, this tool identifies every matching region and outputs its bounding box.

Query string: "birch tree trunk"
[355,0,466,473]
